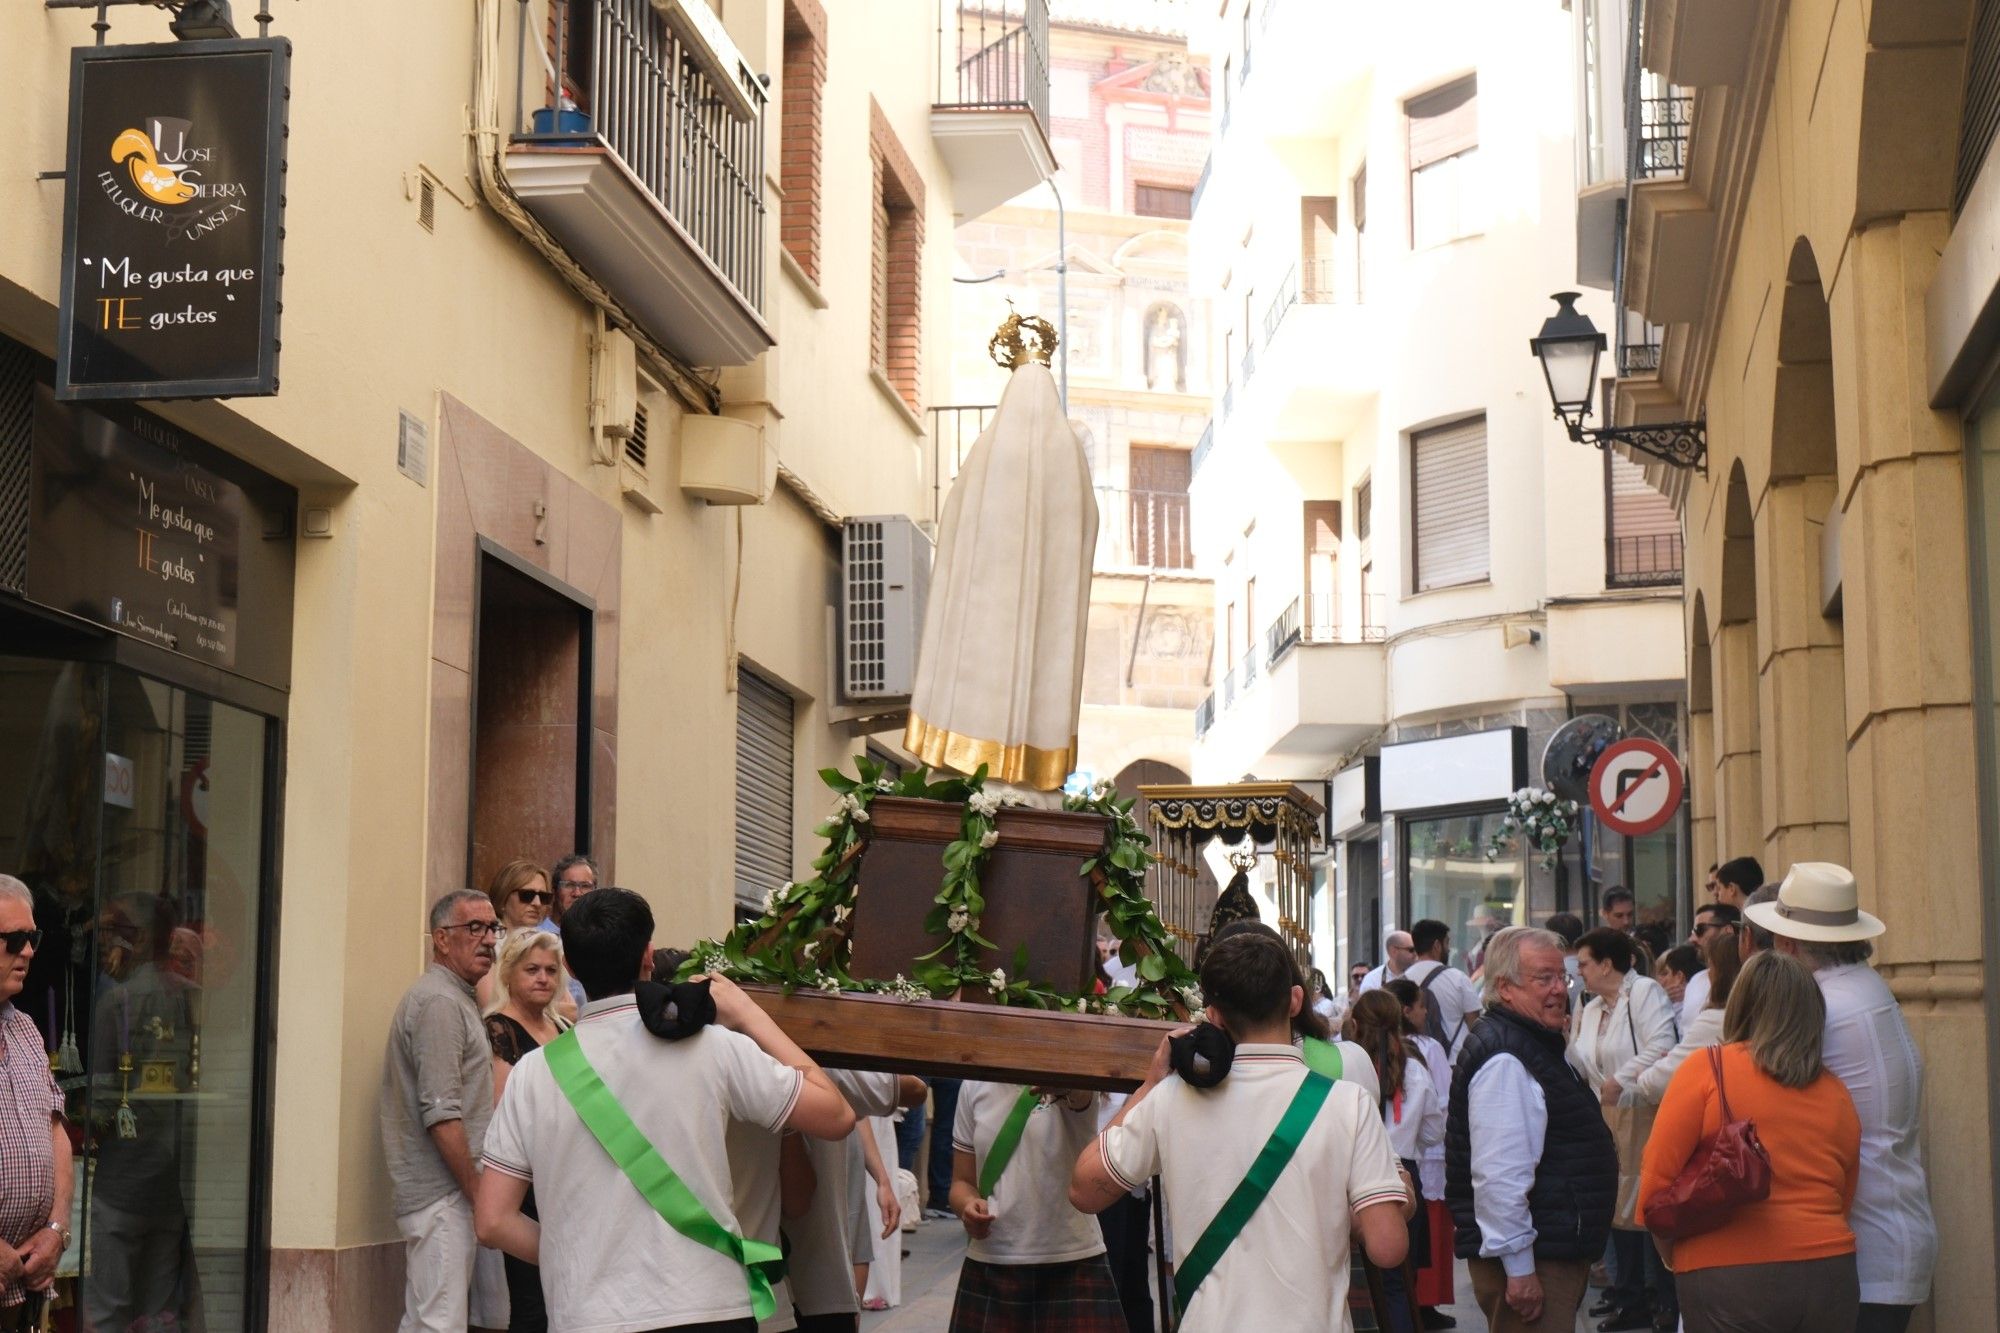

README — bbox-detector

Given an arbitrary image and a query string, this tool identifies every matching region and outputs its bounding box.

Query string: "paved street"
[863,1212,1580,1331]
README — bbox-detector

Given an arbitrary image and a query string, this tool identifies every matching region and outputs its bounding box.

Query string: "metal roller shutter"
[734,666,796,912]
[1958,0,2000,217]
[1412,415,1489,591]
[0,337,33,595]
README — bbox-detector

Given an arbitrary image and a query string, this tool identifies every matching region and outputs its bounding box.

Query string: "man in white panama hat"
[1745,863,1935,1333]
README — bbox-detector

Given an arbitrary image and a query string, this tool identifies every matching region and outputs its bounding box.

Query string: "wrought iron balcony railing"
[1635,94,1693,179]
[1606,531,1684,588]
[1194,692,1216,739]
[939,0,1050,125]
[1097,487,1194,571]
[927,403,996,526]
[526,0,768,314]
[1191,420,1216,477]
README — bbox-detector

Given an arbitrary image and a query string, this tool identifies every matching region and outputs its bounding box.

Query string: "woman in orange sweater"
[1637,950,1861,1332]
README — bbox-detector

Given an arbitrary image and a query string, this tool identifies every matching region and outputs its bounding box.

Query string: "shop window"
[2,662,277,1327]
[1411,415,1489,591]
[1403,809,1522,977]
[1406,76,1480,248]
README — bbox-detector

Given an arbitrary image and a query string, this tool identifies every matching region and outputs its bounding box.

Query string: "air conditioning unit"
[841,516,933,701]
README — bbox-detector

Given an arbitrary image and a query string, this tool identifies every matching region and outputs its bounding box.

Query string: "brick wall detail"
[780,0,829,282]
[869,98,926,413]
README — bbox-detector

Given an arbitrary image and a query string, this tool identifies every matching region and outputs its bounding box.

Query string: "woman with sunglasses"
[475,860,552,1012]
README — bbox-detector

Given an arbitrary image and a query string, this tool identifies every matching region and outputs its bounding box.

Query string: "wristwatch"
[44,1221,69,1247]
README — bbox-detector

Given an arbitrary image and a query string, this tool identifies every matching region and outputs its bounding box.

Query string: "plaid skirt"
[948,1255,1127,1333]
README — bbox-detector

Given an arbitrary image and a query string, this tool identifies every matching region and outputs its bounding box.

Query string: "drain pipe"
[1125,570,1154,688]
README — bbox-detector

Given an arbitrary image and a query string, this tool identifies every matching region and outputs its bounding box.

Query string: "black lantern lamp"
[1530,292,1706,471]
[169,0,237,39]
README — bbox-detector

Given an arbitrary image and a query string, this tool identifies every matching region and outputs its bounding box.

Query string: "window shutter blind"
[1407,77,1478,170]
[1412,416,1489,591]
[734,667,796,911]
[1958,0,2000,216]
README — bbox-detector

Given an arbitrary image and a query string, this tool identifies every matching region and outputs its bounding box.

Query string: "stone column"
[1710,620,1764,860]
[1831,214,1993,1330]
[1756,476,1850,870]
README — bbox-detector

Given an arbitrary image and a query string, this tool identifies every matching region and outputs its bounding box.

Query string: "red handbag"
[1642,1045,1772,1240]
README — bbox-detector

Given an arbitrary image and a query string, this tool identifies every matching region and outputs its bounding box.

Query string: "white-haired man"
[1745,864,1935,1333]
[1445,927,1617,1330]
[380,889,499,1332]
[0,875,71,1330]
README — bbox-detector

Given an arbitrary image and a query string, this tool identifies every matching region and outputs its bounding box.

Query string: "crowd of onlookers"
[372,847,1933,1333]
[1317,856,1932,1333]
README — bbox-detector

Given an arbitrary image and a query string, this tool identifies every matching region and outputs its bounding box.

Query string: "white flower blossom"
[967,790,1001,817]
[802,941,820,962]
[762,887,781,914]
[1092,779,1115,800]
[817,974,843,993]
[852,805,870,823]
[876,778,895,792]
[987,968,1007,991]
[979,830,999,850]
[832,903,852,925]
[947,908,970,934]
[1179,984,1204,1010]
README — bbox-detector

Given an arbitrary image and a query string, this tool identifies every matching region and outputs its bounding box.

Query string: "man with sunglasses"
[1676,904,1739,1028]
[0,876,68,1333]
[380,889,500,1332]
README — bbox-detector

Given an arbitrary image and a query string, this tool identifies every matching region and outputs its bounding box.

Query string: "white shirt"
[722,1121,796,1331]
[786,1069,900,1315]
[1678,967,1711,1031]
[1630,1007,1723,1106]
[1411,1034,1452,1199]
[1817,963,1937,1305]
[1356,962,1404,994]
[1566,970,1677,1093]
[1405,960,1482,1059]
[1466,1053,1549,1279]
[1101,1044,1406,1332]
[483,996,803,1332]
[1298,1036,1382,1103]
[953,1081,1106,1265]
[1384,1054,1445,1166]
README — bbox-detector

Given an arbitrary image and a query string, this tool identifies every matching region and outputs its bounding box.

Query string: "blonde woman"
[477,859,553,1011]
[1638,950,1862,1331]
[483,929,570,1332]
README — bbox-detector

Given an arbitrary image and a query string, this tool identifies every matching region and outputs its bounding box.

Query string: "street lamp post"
[1529,292,1706,472]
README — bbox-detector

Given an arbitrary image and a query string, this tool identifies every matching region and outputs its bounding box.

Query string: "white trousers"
[396,1191,476,1333]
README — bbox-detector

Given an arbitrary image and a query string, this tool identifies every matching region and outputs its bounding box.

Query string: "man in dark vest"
[1445,926,1616,1330]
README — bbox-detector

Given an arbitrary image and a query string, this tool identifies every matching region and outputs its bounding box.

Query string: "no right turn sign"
[1588,738,1685,838]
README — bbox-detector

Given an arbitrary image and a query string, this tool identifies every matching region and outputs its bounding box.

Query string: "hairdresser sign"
[56,38,291,400]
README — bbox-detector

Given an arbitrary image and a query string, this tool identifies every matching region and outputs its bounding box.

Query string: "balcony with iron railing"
[1194,589,1388,767]
[1606,531,1684,588]
[1096,487,1194,572]
[503,0,772,367]
[1191,419,1216,478]
[927,403,997,527]
[1233,253,1376,441]
[1634,93,1693,179]
[931,0,1056,221]
[1194,692,1216,739]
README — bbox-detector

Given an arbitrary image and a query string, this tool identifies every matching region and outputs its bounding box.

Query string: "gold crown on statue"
[1227,846,1258,871]
[988,306,1058,369]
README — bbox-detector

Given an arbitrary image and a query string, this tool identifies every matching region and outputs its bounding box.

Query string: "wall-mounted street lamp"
[46,0,261,43]
[1529,292,1706,471]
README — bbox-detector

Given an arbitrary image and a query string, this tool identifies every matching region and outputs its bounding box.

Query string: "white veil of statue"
[905,317,1096,793]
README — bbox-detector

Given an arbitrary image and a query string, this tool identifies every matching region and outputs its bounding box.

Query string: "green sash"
[1302,1037,1344,1081]
[977,1086,1042,1197]
[1172,1068,1334,1317]
[544,1030,785,1321]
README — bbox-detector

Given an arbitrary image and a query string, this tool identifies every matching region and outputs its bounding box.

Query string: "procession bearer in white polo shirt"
[476,889,856,1333]
[945,1079,1125,1332]
[1069,930,1412,1333]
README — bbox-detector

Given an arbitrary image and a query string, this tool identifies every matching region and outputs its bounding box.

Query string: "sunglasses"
[1,929,45,955]
[514,889,553,905]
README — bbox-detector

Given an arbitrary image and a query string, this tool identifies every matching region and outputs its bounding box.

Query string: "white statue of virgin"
[905,313,1097,794]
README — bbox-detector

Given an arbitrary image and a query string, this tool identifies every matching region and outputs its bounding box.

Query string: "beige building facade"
[0,0,1050,1325]
[1608,0,2000,1320]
